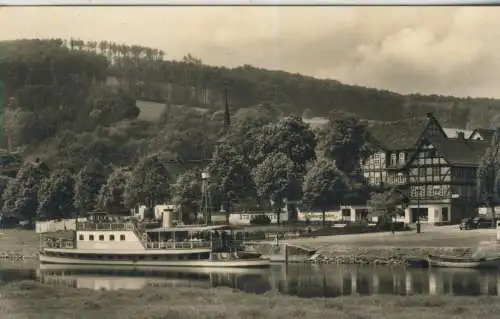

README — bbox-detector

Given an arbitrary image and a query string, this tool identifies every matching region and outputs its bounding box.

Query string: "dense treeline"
[0,112,385,226]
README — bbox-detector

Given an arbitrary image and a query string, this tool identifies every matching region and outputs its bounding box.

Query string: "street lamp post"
[416,189,421,234]
[201,170,211,225]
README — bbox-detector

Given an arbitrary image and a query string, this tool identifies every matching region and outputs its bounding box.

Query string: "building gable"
[365,113,447,152]
[405,136,488,169]
[469,128,495,141]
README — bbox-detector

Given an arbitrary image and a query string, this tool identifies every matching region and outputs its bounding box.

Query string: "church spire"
[223,86,231,133]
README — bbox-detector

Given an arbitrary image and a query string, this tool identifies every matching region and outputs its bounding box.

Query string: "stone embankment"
[308,246,473,266]
[250,242,474,266]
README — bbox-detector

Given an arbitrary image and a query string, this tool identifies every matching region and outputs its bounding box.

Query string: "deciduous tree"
[251,115,316,173]
[1,158,49,221]
[252,152,300,224]
[74,159,108,214]
[97,167,131,214]
[37,168,75,220]
[171,168,202,224]
[302,158,349,227]
[208,142,255,223]
[124,154,171,216]
[318,115,370,176]
[477,129,500,226]
[368,189,403,227]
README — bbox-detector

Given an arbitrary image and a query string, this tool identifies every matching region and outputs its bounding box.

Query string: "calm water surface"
[1,262,500,298]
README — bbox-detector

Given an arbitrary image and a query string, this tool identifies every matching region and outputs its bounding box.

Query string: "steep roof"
[470,128,495,141]
[364,116,430,150]
[425,136,488,167]
[442,128,474,139]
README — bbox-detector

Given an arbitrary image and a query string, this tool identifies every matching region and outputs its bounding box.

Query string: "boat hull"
[427,255,500,269]
[38,263,271,275]
[405,258,430,268]
[39,253,271,268]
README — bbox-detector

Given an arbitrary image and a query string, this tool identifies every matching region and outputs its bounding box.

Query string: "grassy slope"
[1,280,498,319]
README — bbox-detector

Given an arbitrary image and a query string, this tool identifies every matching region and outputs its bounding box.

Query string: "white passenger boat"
[39,213,270,268]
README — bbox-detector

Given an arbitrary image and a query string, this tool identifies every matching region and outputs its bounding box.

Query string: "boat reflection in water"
[35,264,500,297]
[36,264,272,293]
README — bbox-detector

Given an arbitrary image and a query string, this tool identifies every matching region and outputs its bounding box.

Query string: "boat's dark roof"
[146,224,243,233]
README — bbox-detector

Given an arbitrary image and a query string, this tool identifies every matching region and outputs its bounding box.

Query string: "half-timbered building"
[403,134,488,224]
[361,113,446,190]
[362,113,489,224]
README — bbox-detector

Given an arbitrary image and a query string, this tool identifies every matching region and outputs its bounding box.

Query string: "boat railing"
[44,238,75,249]
[76,222,136,232]
[146,240,212,249]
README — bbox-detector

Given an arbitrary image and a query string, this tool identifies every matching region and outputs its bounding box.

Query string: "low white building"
[135,204,178,221]
[478,207,500,217]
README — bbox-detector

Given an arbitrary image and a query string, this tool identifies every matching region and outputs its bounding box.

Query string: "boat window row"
[78,234,126,241]
[44,251,211,261]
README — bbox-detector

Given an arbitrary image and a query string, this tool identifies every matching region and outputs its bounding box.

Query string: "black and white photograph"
[1,5,500,319]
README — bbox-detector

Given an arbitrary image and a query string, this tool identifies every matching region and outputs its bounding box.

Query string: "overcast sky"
[1,7,499,98]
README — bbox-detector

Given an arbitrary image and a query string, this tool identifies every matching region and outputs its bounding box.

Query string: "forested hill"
[1,38,500,175]
[2,39,500,128]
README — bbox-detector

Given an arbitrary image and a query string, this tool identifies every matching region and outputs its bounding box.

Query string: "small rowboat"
[405,257,429,268]
[427,255,500,269]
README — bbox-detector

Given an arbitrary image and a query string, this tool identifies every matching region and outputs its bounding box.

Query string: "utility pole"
[416,150,421,234]
[200,170,211,225]
[416,188,421,234]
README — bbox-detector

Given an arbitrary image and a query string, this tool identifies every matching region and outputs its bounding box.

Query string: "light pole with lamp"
[450,193,460,223]
[416,187,421,234]
[200,170,211,225]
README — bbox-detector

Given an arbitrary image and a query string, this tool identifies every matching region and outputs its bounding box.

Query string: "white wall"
[135,204,178,221]
[479,207,500,217]
[228,212,289,225]
[36,218,87,234]
[76,230,144,250]
[297,211,343,222]
[403,204,451,224]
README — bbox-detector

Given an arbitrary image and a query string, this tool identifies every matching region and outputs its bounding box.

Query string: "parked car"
[472,217,494,229]
[460,217,494,230]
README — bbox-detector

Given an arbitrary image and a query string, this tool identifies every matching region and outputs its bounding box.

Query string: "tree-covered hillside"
[1,38,499,169]
[0,38,498,223]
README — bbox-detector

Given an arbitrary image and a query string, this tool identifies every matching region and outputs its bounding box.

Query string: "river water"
[1,262,499,298]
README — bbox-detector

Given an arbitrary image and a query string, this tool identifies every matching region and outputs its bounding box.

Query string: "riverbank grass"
[0,229,73,259]
[1,280,499,319]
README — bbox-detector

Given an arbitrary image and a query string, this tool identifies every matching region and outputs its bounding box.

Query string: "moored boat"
[39,213,270,268]
[427,254,500,269]
[405,257,429,268]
